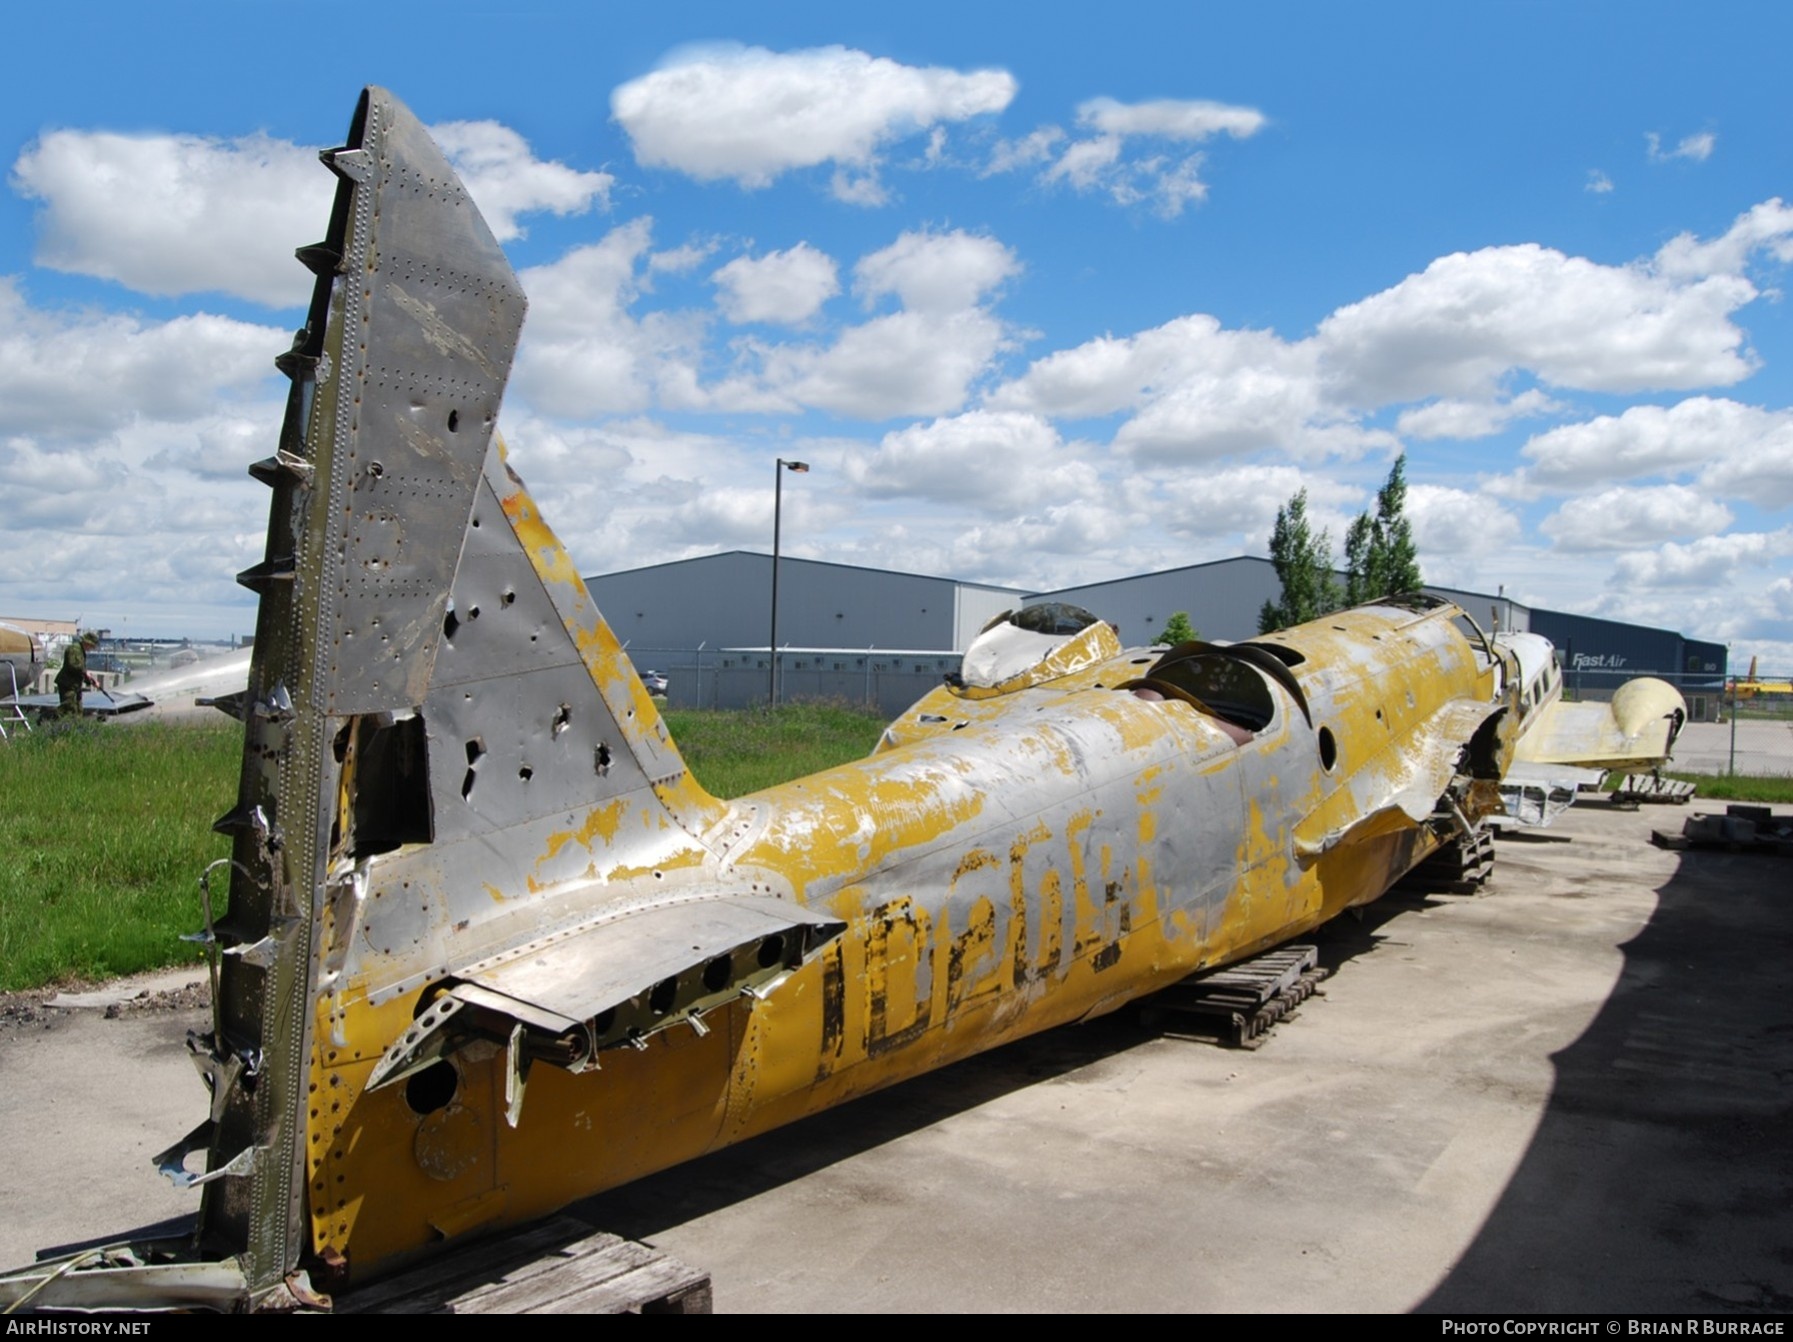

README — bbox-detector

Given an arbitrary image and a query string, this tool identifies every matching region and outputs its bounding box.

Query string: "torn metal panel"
[1496,762,1606,827]
[368,896,846,1088]
[0,1249,252,1315]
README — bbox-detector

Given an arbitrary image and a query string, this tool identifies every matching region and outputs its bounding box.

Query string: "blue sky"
[3,2,1791,667]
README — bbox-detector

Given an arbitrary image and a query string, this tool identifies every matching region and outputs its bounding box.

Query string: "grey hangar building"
[587,551,1728,720]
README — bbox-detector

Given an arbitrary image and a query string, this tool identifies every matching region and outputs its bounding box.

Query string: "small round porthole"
[1317,725,1338,771]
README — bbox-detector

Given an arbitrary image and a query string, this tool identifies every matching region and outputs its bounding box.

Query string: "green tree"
[1155,611,1198,645]
[1344,454,1423,606]
[1343,512,1375,607]
[1369,453,1421,596]
[1257,489,1340,633]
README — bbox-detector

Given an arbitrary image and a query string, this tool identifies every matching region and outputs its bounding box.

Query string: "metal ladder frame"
[0,662,32,739]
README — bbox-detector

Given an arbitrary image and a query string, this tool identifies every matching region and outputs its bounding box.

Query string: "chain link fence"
[1567,666,1792,776]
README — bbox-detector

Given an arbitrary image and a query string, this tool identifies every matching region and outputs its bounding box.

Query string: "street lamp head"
[781,459,810,473]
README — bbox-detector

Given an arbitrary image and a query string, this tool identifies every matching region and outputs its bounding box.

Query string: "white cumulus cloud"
[1395,389,1562,441]
[1318,243,1759,403]
[12,121,616,307]
[1653,197,1793,281]
[1123,464,1329,544]
[1613,529,1793,588]
[854,229,1018,314]
[1407,485,1523,557]
[11,129,327,307]
[1538,485,1734,552]
[845,409,1097,511]
[611,44,1016,197]
[759,309,1010,420]
[712,243,840,325]
[1504,397,1793,499]
[427,120,614,240]
[511,218,710,418]
[0,278,283,436]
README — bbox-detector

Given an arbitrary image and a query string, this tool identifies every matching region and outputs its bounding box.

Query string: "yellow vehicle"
[0,89,1519,1312]
[1731,656,1793,699]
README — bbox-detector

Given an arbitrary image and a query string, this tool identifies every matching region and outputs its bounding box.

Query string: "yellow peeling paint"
[541,798,628,862]
[600,846,708,885]
[952,847,1001,881]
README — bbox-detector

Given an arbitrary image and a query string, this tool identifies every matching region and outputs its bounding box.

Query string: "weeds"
[0,722,236,991]
[1613,771,1793,804]
[663,702,887,797]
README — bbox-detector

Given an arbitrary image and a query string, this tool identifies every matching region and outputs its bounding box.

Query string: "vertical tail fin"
[199,86,719,1304]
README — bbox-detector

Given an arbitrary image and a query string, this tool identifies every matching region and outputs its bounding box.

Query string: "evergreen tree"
[1343,512,1374,607]
[1339,454,1424,608]
[1257,490,1339,633]
[1368,454,1421,596]
[1156,611,1198,645]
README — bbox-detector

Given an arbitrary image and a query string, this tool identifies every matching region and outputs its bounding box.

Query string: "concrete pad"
[1,805,1788,1312]
[1675,719,1793,776]
[0,969,209,1259]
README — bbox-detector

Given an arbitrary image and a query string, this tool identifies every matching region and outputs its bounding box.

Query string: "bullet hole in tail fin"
[351,713,433,856]
[553,704,571,736]
[595,743,611,776]
[461,737,485,801]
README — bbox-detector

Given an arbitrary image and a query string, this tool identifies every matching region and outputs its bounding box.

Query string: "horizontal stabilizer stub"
[368,896,844,1089]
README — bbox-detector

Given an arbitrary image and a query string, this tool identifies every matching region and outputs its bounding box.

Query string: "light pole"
[769,458,809,707]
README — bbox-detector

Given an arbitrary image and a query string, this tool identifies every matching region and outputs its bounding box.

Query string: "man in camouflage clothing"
[54,632,101,718]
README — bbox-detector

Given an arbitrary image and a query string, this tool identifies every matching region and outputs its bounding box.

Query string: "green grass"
[0,722,237,991]
[1614,771,1793,804]
[0,704,887,991]
[663,702,887,797]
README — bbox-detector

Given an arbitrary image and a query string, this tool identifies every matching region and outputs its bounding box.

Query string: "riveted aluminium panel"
[316,91,527,716]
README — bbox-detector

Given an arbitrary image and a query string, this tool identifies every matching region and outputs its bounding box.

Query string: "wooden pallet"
[1614,774,1696,805]
[337,1217,711,1314]
[1143,945,1330,1049]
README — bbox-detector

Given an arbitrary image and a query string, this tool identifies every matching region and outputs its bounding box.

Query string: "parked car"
[641,669,669,696]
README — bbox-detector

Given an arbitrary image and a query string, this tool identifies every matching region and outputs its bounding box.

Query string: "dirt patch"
[0,980,210,1032]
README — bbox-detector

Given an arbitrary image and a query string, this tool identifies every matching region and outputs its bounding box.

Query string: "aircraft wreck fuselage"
[0,88,1516,1312]
[287,474,1508,1278]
